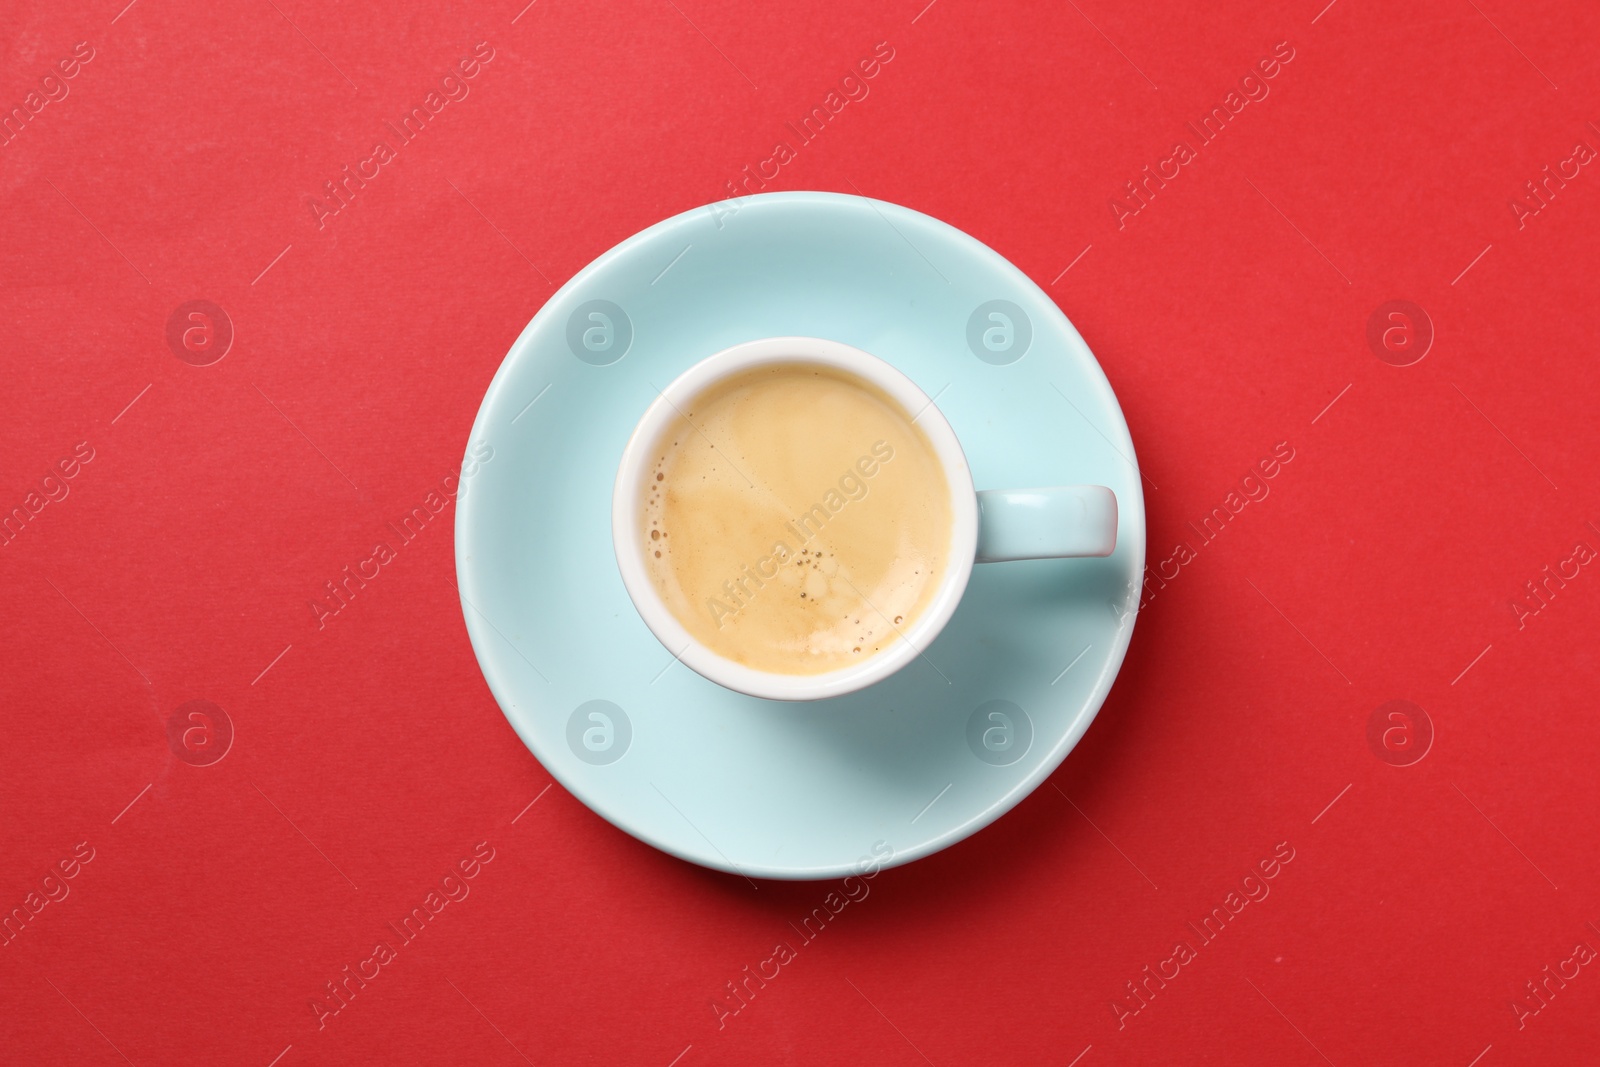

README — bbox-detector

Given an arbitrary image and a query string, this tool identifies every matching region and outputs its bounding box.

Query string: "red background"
[4,0,1599,1063]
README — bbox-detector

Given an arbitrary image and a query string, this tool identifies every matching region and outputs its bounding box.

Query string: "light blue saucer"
[456,192,1145,880]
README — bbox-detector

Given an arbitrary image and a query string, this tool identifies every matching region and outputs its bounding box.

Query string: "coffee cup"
[612,336,1117,701]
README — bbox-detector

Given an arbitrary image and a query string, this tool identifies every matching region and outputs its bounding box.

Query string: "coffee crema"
[641,363,952,676]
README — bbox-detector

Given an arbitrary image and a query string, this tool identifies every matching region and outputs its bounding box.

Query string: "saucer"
[456,191,1145,880]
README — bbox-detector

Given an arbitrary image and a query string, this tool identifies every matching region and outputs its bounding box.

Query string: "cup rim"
[611,336,979,701]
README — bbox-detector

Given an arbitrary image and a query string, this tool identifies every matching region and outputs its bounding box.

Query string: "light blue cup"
[612,334,1117,702]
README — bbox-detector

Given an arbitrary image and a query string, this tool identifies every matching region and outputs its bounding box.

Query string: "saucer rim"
[455,190,1145,880]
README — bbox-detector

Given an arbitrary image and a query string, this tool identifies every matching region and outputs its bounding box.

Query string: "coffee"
[641,362,952,675]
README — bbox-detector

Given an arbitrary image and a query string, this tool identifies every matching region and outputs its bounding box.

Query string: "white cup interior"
[611,337,979,701]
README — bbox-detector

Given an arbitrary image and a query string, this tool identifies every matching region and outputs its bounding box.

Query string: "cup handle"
[975,486,1117,562]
